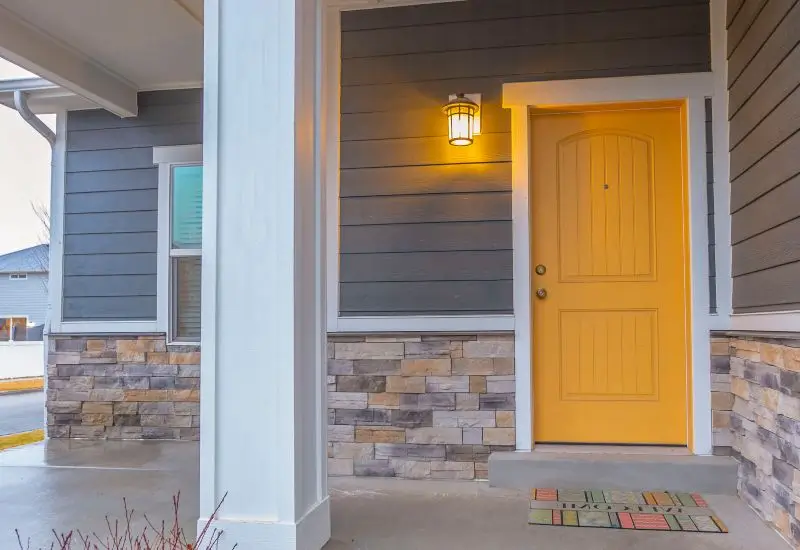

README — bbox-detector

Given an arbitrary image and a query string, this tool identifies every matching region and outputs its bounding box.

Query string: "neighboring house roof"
[0,244,48,274]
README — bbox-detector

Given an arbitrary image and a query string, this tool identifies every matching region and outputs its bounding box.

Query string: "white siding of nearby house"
[0,272,48,326]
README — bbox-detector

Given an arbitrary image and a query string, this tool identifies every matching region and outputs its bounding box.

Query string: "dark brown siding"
[729,0,800,312]
[339,0,711,316]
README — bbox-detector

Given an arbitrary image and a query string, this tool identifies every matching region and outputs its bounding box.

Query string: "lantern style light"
[443,93,480,146]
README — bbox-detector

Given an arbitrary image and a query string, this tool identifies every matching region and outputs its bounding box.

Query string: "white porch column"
[200,0,329,548]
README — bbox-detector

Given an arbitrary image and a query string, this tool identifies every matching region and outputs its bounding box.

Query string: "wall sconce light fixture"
[443,93,481,146]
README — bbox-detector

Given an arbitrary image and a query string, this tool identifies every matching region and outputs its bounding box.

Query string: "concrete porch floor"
[0,440,789,550]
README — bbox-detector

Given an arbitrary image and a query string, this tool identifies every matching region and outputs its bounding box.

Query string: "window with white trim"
[0,316,29,341]
[155,145,203,344]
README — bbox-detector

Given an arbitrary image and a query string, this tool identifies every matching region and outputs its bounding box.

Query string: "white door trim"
[504,72,717,455]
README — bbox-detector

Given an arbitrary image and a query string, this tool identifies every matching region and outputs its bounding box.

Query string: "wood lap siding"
[728,0,800,312]
[63,89,202,321]
[339,0,710,316]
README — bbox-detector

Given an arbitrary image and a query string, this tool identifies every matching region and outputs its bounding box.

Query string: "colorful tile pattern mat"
[528,489,727,533]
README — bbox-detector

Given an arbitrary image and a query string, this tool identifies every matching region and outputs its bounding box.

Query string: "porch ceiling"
[0,0,202,116]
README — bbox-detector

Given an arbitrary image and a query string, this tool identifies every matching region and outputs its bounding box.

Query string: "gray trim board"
[705,98,717,314]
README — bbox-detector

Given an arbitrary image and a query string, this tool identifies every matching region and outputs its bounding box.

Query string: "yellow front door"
[531,104,689,445]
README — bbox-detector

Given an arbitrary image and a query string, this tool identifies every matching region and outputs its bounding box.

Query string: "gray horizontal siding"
[63,88,202,321]
[341,4,709,58]
[63,254,156,276]
[66,169,158,193]
[63,233,157,255]
[728,0,800,313]
[341,36,709,86]
[339,0,710,316]
[733,262,800,312]
[340,222,512,254]
[63,297,157,320]
[340,164,511,197]
[341,0,708,30]
[340,281,513,314]
[64,211,159,235]
[341,251,513,282]
[341,193,512,226]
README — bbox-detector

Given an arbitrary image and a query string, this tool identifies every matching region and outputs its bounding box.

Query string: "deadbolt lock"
[535,264,546,275]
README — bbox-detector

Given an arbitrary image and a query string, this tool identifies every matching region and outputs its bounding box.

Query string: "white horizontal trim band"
[153,144,202,164]
[332,315,514,333]
[730,311,800,333]
[170,249,201,257]
[53,321,160,334]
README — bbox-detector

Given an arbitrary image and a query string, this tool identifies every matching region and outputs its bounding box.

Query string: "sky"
[0,59,54,256]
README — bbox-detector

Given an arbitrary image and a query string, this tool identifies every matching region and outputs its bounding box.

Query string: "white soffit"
[0,0,202,91]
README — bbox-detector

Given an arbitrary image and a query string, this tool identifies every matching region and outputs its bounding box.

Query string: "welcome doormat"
[528,489,728,533]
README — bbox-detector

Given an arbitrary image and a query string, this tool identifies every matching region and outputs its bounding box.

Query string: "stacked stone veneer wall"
[47,332,515,480]
[717,334,800,546]
[327,334,515,480]
[46,336,200,440]
[711,336,734,455]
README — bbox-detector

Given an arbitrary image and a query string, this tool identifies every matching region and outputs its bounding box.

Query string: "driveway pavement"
[0,390,43,436]
[0,440,790,550]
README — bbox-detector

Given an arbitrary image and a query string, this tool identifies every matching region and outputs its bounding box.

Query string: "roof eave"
[0,77,101,114]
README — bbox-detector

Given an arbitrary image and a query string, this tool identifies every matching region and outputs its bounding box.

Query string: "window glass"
[0,318,9,341]
[11,318,27,341]
[171,165,203,249]
[173,257,201,342]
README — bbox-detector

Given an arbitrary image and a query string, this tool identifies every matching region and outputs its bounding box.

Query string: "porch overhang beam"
[0,6,138,117]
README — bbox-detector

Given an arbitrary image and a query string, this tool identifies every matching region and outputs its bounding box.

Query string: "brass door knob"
[536,288,547,299]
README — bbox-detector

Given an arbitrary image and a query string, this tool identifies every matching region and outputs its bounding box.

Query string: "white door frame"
[504,72,717,454]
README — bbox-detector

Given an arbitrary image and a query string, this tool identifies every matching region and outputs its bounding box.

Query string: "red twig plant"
[15,493,236,550]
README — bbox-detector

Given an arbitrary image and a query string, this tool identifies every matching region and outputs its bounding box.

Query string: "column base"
[198,497,330,549]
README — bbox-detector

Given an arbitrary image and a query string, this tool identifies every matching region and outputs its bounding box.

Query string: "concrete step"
[488,448,739,495]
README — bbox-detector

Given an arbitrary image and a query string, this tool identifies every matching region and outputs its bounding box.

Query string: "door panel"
[531,105,689,445]
[558,133,656,281]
